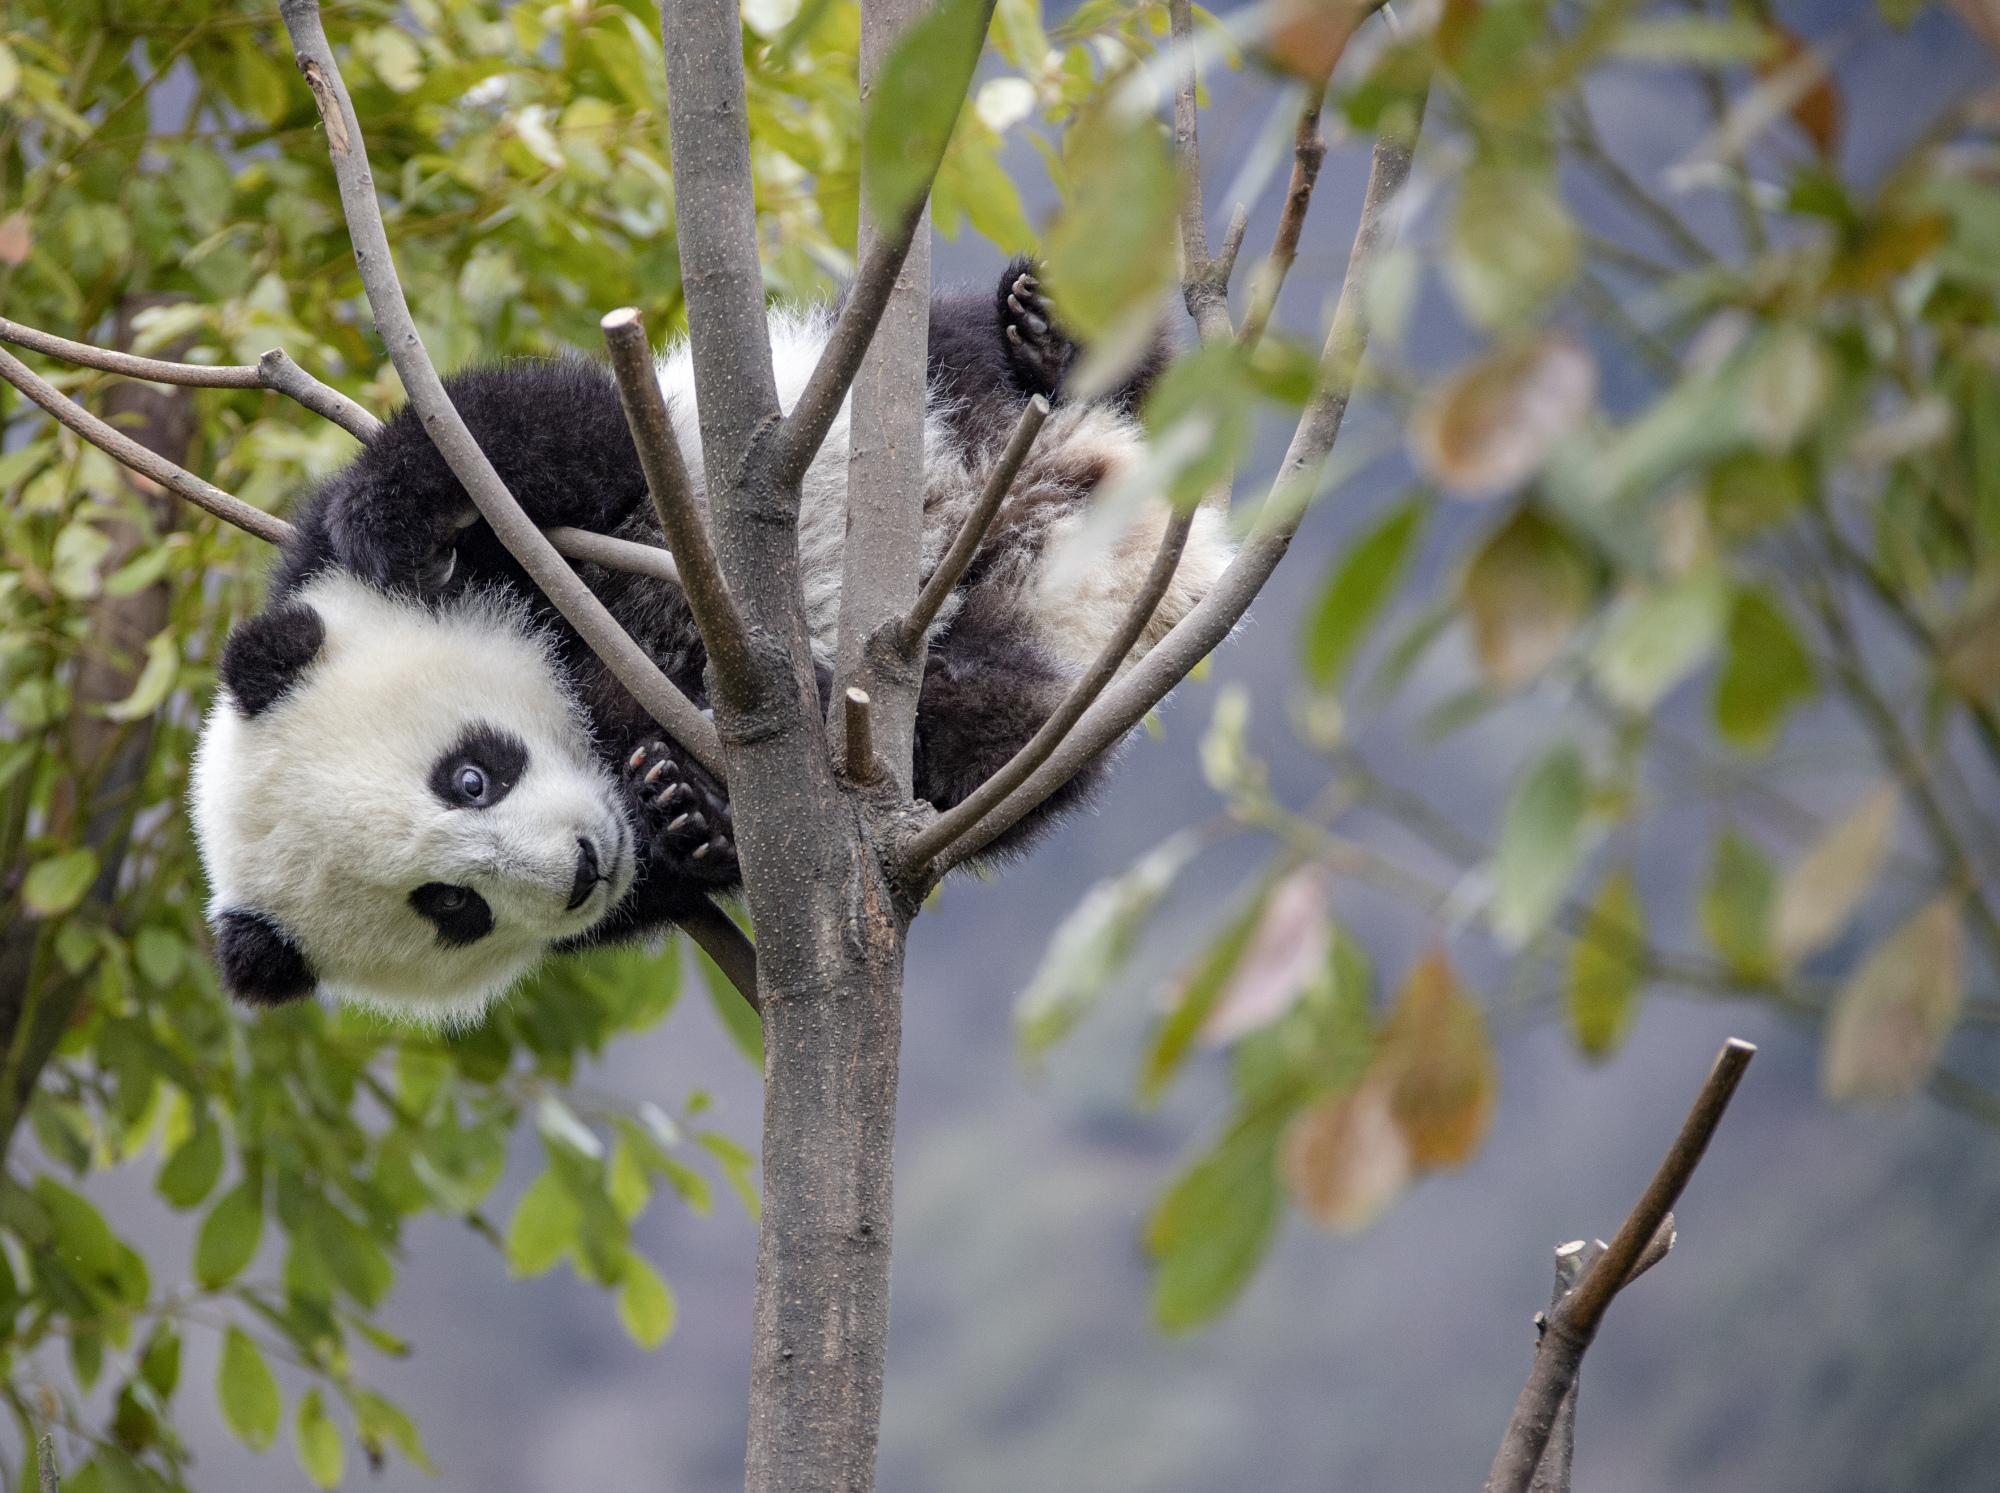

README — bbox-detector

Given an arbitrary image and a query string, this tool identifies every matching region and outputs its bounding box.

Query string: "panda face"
[191,572,633,1026]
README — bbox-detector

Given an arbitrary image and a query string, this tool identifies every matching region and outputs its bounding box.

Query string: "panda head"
[191,571,634,1026]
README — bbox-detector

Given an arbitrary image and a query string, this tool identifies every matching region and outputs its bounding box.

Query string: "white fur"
[191,573,634,1026]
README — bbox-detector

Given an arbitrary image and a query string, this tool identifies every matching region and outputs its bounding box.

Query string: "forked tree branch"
[919,104,1427,859]
[895,395,1048,653]
[1170,0,1234,344]
[278,0,727,782]
[905,510,1195,876]
[0,315,383,440]
[601,308,760,710]
[0,344,295,546]
[1484,1041,1755,1493]
[1238,81,1331,351]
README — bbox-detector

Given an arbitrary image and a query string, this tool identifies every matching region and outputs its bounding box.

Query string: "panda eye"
[429,726,526,811]
[455,765,487,803]
[435,886,467,911]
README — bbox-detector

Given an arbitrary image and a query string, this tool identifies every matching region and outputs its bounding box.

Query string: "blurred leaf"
[1492,743,1588,945]
[294,1388,344,1490]
[101,632,178,722]
[140,1325,180,1398]
[1281,1077,1410,1232]
[1462,506,1596,690]
[1142,882,1270,1103]
[863,0,994,227]
[1612,15,1775,61]
[38,1177,149,1306]
[1042,104,1180,345]
[24,848,99,916]
[1714,587,1817,754]
[698,942,764,1069]
[1823,896,1964,1101]
[1774,785,1899,971]
[1701,828,1776,980]
[1378,950,1496,1168]
[1446,165,1579,329]
[157,1119,223,1209]
[1706,451,1805,537]
[216,1328,281,1452]
[1301,496,1427,690]
[1145,1109,1283,1332]
[1200,863,1337,1045]
[195,1181,263,1289]
[1016,829,1203,1059]
[1569,867,1646,1059]
[1410,336,1597,499]
[1591,571,1729,712]
[1756,25,1843,156]
[1263,0,1377,79]
[1743,324,1833,454]
[616,1254,677,1349]
[351,1390,436,1476]
[696,1131,761,1220]
[0,211,30,266]
[506,1167,579,1279]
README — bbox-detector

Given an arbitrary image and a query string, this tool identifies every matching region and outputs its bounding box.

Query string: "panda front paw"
[625,738,738,883]
[999,262,1078,401]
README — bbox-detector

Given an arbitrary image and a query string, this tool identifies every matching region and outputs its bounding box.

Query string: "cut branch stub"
[278,0,726,782]
[845,687,876,782]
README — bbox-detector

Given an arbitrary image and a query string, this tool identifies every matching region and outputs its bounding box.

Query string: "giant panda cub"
[191,262,1234,1024]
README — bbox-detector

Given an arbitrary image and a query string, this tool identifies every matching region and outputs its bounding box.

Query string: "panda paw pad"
[626,739,737,878]
[1003,270,1074,394]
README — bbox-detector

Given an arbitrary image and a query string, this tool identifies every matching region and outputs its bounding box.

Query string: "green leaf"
[696,1131,761,1220]
[1822,896,1964,1101]
[1015,829,1203,1060]
[23,848,99,916]
[1461,506,1596,689]
[1714,587,1816,754]
[101,631,178,722]
[1701,828,1776,980]
[36,1177,149,1307]
[1492,744,1589,945]
[295,1388,345,1490]
[1568,867,1646,1059]
[1041,103,1181,346]
[1591,570,1729,712]
[132,927,184,988]
[158,1119,224,1209]
[195,1180,264,1288]
[861,0,992,227]
[216,1327,281,1451]
[698,942,764,1069]
[1610,16,1774,61]
[1446,165,1579,329]
[1144,1109,1284,1334]
[616,1254,677,1349]
[140,1324,181,1398]
[1140,884,1270,1103]
[1301,497,1427,690]
[350,1390,437,1475]
[505,1167,579,1278]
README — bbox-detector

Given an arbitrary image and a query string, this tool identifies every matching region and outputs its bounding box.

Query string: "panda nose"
[566,838,602,911]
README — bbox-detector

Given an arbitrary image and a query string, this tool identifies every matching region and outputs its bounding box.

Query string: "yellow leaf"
[1771,784,1898,971]
[1378,949,1497,1169]
[1822,897,1963,1103]
[1410,335,1597,499]
[1280,1078,1410,1232]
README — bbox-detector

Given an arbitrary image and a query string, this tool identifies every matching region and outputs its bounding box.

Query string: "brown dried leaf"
[1380,949,1498,1169]
[1410,335,1597,500]
[1263,0,1378,81]
[1280,1077,1411,1232]
[1771,784,1898,972]
[0,212,31,268]
[1822,896,1964,1103]
[1945,0,2000,59]
[1200,863,1336,1046]
[1756,25,1843,156]
[1461,507,1595,690]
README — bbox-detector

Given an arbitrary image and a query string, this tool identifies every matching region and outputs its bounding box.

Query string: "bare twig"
[844,688,876,781]
[1560,98,1718,268]
[677,895,760,1013]
[1215,204,1250,289]
[600,308,759,710]
[0,345,294,546]
[0,314,382,441]
[37,1434,54,1493]
[1237,81,1331,352]
[1485,1041,1755,1493]
[896,396,1049,653]
[905,509,1195,876]
[279,0,726,782]
[544,527,681,587]
[932,106,1427,855]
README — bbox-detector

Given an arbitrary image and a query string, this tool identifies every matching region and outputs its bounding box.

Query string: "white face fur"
[191,572,634,1026]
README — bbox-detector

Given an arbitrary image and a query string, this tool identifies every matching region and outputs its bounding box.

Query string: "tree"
[0,0,1983,1491]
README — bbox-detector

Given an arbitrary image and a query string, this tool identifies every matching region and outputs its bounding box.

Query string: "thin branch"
[844,688,875,781]
[0,345,295,546]
[1215,203,1250,289]
[896,395,1049,653]
[278,0,726,782]
[776,0,999,485]
[677,895,760,1013]
[544,527,681,587]
[0,315,382,441]
[929,106,1427,856]
[36,1434,53,1493]
[1484,1041,1754,1493]
[905,509,1195,875]
[1237,81,1330,352]
[1170,0,1235,345]
[600,308,760,710]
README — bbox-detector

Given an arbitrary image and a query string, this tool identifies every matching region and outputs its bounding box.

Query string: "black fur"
[428,724,529,810]
[214,910,316,1004]
[408,883,496,947]
[250,261,1170,966]
[218,605,325,716]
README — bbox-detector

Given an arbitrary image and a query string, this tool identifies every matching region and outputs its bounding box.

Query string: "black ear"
[219,605,325,717]
[214,910,316,1005]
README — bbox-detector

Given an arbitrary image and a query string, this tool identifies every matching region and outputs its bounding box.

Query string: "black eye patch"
[429,725,529,810]
[409,883,494,947]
